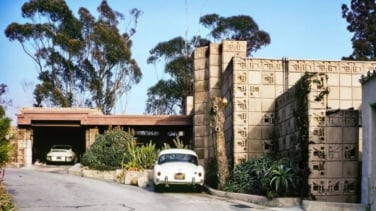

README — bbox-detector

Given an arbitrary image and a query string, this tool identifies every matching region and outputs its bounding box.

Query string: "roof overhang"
[17,108,192,127]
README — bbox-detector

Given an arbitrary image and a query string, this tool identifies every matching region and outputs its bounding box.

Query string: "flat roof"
[17,108,192,126]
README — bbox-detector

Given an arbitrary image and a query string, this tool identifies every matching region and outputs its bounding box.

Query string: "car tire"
[154,184,164,193]
[195,185,203,193]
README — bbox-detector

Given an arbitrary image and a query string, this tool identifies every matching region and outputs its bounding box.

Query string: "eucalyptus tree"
[199,14,271,56]
[5,0,142,114]
[342,0,376,60]
[145,14,270,115]
[145,36,209,115]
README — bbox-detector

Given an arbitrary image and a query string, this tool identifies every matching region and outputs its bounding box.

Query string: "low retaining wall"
[303,200,367,211]
[82,169,116,180]
[68,164,153,187]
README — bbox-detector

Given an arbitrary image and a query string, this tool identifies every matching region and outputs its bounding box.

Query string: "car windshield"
[158,153,198,165]
[51,145,71,151]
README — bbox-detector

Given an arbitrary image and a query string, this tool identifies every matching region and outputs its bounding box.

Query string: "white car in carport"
[153,148,205,192]
[46,145,77,164]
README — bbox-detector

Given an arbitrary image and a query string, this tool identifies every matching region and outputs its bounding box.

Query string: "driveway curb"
[204,185,302,210]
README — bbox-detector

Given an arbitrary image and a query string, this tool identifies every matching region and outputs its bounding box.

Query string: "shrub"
[0,106,12,167]
[225,157,268,194]
[81,129,135,170]
[0,183,15,210]
[225,155,302,198]
[269,164,295,197]
[161,136,190,150]
[137,141,158,169]
[124,140,158,170]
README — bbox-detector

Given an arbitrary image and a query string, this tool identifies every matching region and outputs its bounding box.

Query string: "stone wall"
[15,128,33,167]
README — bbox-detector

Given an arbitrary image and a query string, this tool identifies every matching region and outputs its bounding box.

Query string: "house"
[14,40,376,203]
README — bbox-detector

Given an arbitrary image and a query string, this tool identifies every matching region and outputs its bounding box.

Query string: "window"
[158,153,198,165]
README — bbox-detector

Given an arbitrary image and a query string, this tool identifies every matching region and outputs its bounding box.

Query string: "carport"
[31,121,86,163]
[16,108,192,166]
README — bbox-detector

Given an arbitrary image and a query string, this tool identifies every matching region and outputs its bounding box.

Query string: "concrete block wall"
[193,46,210,164]
[193,40,376,203]
[309,110,360,203]
[222,62,235,164]
[228,58,376,163]
[229,58,286,162]
[274,73,361,202]
[360,70,376,209]
[193,40,248,165]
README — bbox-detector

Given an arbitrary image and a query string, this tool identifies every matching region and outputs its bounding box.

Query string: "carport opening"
[32,126,85,164]
[119,126,193,149]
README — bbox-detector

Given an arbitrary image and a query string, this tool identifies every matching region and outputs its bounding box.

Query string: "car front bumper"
[46,156,74,162]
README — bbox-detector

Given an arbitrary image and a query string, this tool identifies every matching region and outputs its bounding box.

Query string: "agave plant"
[161,135,190,150]
[224,155,302,198]
[124,140,158,170]
[269,164,295,197]
[124,140,141,171]
[137,141,158,169]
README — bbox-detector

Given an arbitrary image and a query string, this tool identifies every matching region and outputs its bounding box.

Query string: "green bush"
[124,140,158,170]
[137,141,158,169]
[0,106,12,167]
[81,129,135,170]
[225,156,302,198]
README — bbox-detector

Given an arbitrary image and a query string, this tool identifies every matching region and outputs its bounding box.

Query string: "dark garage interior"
[32,126,86,163]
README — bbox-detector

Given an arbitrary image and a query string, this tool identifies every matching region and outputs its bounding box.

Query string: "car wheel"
[154,184,164,193]
[195,185,203,193]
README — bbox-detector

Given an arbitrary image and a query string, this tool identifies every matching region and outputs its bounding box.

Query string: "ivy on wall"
[274,72,329,198]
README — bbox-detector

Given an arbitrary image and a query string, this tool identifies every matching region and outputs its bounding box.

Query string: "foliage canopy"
[0,84,12,167]
[81,129,135,170]
[342,0,376,60]
[199,14,271,56]
[145,13,270,114]
[145,36,209,114]
[5,0,142,114]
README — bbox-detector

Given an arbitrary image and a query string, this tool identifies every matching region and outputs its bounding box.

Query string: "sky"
[0,0,352,124]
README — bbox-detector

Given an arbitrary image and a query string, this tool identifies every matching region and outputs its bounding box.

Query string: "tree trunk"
[210,97,229,190]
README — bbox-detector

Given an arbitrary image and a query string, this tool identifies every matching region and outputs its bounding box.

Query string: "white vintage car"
[153,148,205,192]
[46,145,77,164]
